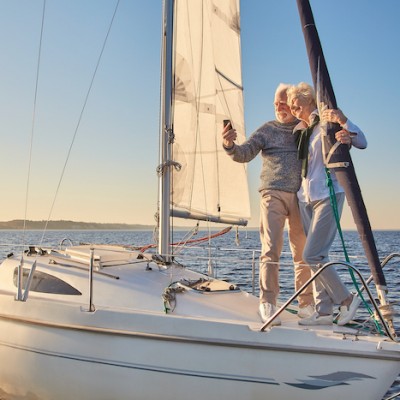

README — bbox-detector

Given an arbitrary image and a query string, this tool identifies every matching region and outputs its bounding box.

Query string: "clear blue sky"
[0,1,399,229]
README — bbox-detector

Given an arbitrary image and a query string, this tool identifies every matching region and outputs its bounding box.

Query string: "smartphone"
[223,119,232,129]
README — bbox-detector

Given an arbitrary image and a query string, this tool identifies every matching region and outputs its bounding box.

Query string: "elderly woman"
[286,82,367,326]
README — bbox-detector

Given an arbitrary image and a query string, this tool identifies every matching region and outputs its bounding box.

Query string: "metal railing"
[260,259,398,341]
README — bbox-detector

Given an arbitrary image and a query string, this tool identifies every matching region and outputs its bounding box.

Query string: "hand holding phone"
[222,119,237,148]
[223,119,232,129]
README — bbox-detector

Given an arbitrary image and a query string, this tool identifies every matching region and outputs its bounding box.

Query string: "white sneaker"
[298,312,332,326]
[298,304,315,319]
[337,296,362,326]
[259,303,281,326]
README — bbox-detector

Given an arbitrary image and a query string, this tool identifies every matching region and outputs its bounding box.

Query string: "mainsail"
[169,0,250,226]
[295,1,388,299]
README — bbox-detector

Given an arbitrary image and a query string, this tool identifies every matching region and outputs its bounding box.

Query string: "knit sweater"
[224,120,302,193]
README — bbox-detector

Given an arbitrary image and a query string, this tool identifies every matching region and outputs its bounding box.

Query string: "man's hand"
[222,123,237,148]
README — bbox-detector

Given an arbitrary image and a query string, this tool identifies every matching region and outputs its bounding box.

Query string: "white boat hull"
[0,246,399,400]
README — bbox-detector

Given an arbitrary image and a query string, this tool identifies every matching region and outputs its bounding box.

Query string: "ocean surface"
[0,228,399,399]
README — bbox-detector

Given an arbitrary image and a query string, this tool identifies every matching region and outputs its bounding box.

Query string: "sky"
[0,0,399,230]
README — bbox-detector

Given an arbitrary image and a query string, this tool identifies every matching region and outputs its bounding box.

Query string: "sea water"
[0,229,399,399]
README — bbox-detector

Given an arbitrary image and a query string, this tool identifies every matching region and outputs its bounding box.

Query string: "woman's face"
[289,96,314,124]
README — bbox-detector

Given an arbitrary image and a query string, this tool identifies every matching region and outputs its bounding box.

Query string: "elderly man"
[222,83,314,325]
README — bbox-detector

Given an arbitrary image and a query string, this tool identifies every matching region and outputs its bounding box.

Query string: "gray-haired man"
[222,83,314,325]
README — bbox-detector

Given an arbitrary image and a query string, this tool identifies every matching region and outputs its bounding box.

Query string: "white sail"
[171,0,250,225]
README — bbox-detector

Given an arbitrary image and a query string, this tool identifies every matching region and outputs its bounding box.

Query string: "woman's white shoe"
[298,312,332,326]
[337,296,361,326]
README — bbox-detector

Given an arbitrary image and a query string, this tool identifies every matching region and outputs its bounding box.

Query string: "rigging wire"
[35,0,120,248]
[21,0,47,250]
[167,1,206,258]
[194,3,215,276]
[15,0,120,300]
[154,1,165,250]
[17,0,47,297]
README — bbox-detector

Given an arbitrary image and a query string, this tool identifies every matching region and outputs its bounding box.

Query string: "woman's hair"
[286,82,316,107]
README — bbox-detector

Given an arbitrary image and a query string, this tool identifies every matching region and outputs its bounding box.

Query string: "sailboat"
[0,1,399,399]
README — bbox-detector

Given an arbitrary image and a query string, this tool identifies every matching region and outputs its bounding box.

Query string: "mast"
[158,0,249,259]
[158,0,174,261]
[295,0,393,319]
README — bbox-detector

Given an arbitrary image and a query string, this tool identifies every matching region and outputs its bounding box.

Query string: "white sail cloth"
[171,0,250,225]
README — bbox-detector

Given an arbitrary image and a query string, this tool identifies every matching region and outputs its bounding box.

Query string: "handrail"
[88,248,95,312]
[59,237,73,249]
[21,260,37,301]
[16,256,24,301]
[260,260,397,341]
[16,255,37,302]
[352,253,400,297]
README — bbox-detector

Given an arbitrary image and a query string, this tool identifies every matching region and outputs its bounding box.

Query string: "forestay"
[171,0,250,225]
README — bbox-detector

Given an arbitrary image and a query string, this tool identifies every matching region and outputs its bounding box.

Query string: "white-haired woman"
[286,82,367,326]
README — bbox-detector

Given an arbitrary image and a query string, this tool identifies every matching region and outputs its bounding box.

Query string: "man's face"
[274,91,296,123]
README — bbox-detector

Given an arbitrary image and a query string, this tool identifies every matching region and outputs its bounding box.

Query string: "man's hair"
[275,83,292,98]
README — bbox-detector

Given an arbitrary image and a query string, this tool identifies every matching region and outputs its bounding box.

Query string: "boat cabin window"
[13,268,82,295]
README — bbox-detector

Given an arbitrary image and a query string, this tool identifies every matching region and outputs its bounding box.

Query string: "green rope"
[325,167,383,334]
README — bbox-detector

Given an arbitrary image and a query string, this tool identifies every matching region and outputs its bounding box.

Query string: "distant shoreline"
[0,220,261,231]
[0,220,154,230]
[0,220,396,231]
